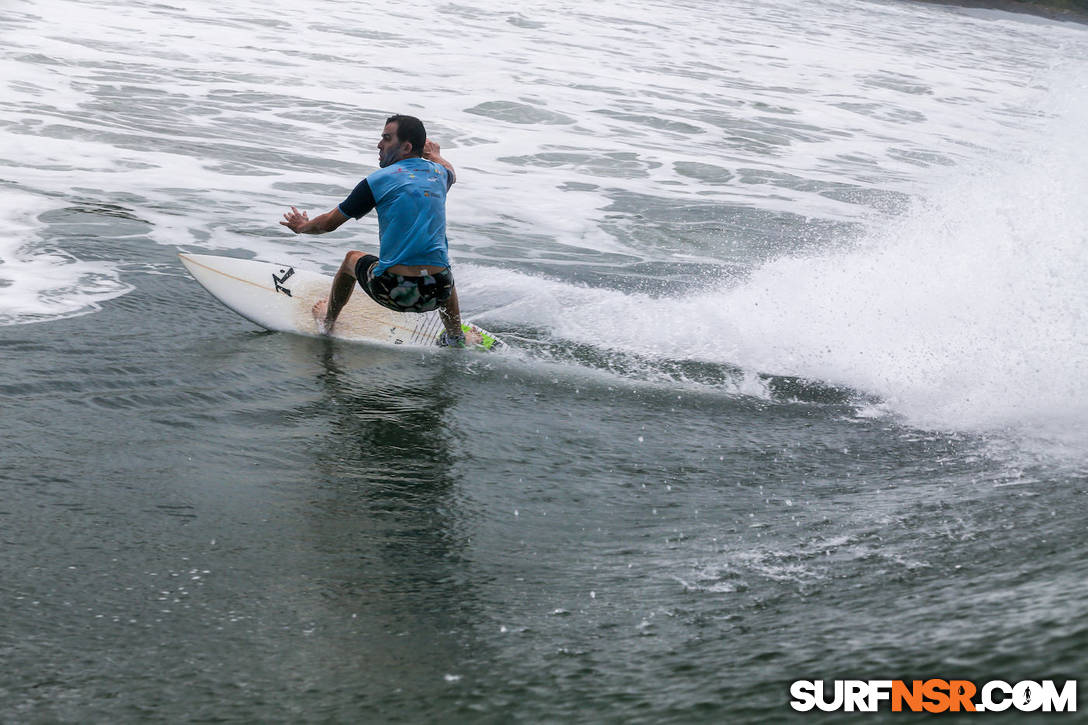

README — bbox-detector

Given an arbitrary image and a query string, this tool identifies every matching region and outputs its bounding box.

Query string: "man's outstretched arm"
[280,206,349,234]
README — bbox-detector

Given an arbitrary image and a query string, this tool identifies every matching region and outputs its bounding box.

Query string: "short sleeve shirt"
[338,157,453,277]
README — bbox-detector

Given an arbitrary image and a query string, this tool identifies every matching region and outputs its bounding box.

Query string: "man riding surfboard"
[279,114,466,347]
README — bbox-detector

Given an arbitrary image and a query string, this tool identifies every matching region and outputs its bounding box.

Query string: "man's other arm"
[423,139,456,187]
[280,206,350,234]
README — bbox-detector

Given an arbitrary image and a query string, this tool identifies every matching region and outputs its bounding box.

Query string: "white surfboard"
[178,253,503,351]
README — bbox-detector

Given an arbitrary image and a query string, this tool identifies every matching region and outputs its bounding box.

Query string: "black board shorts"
[354,254,454,314]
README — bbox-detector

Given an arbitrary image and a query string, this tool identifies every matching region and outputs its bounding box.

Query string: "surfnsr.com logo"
[790,679,1077,713]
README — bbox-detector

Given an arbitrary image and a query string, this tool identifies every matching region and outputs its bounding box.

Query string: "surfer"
[280,114,466,346]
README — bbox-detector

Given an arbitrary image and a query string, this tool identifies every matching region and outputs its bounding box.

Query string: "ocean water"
[2,0,1086,720]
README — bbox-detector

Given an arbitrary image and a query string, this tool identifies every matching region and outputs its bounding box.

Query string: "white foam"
[0,189,132,325]
[471,64,1088,458]
[2,0,1086,463]
[717,70,1088,446]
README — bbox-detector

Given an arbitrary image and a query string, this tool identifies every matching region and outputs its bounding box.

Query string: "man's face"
[377,122,411,168]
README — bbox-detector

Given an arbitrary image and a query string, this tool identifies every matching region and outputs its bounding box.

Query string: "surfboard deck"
[178,253,503,351]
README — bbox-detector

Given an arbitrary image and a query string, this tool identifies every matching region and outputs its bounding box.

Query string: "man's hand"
[280,206,310,234]
[423,138,455,184]
[422,139,441,159]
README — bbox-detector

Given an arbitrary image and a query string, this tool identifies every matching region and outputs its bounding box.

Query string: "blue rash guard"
[337,157,454,277]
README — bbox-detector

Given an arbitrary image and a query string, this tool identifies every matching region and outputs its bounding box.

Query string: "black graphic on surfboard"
[273,267,295,296]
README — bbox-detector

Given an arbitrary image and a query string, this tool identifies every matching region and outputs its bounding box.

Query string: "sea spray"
[476,64,1088,456]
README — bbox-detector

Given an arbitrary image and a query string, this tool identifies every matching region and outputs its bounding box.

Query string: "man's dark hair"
[386,114,426,156]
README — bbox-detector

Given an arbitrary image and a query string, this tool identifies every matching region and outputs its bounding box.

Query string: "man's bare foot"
[312,299,331,335]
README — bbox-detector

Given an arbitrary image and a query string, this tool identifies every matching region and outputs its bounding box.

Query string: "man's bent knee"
[340,250,369,278]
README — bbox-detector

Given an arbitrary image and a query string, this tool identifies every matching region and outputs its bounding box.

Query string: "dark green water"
[3,217,1085,722]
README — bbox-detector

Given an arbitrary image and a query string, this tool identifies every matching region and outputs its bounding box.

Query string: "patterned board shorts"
[354,254,454,313]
